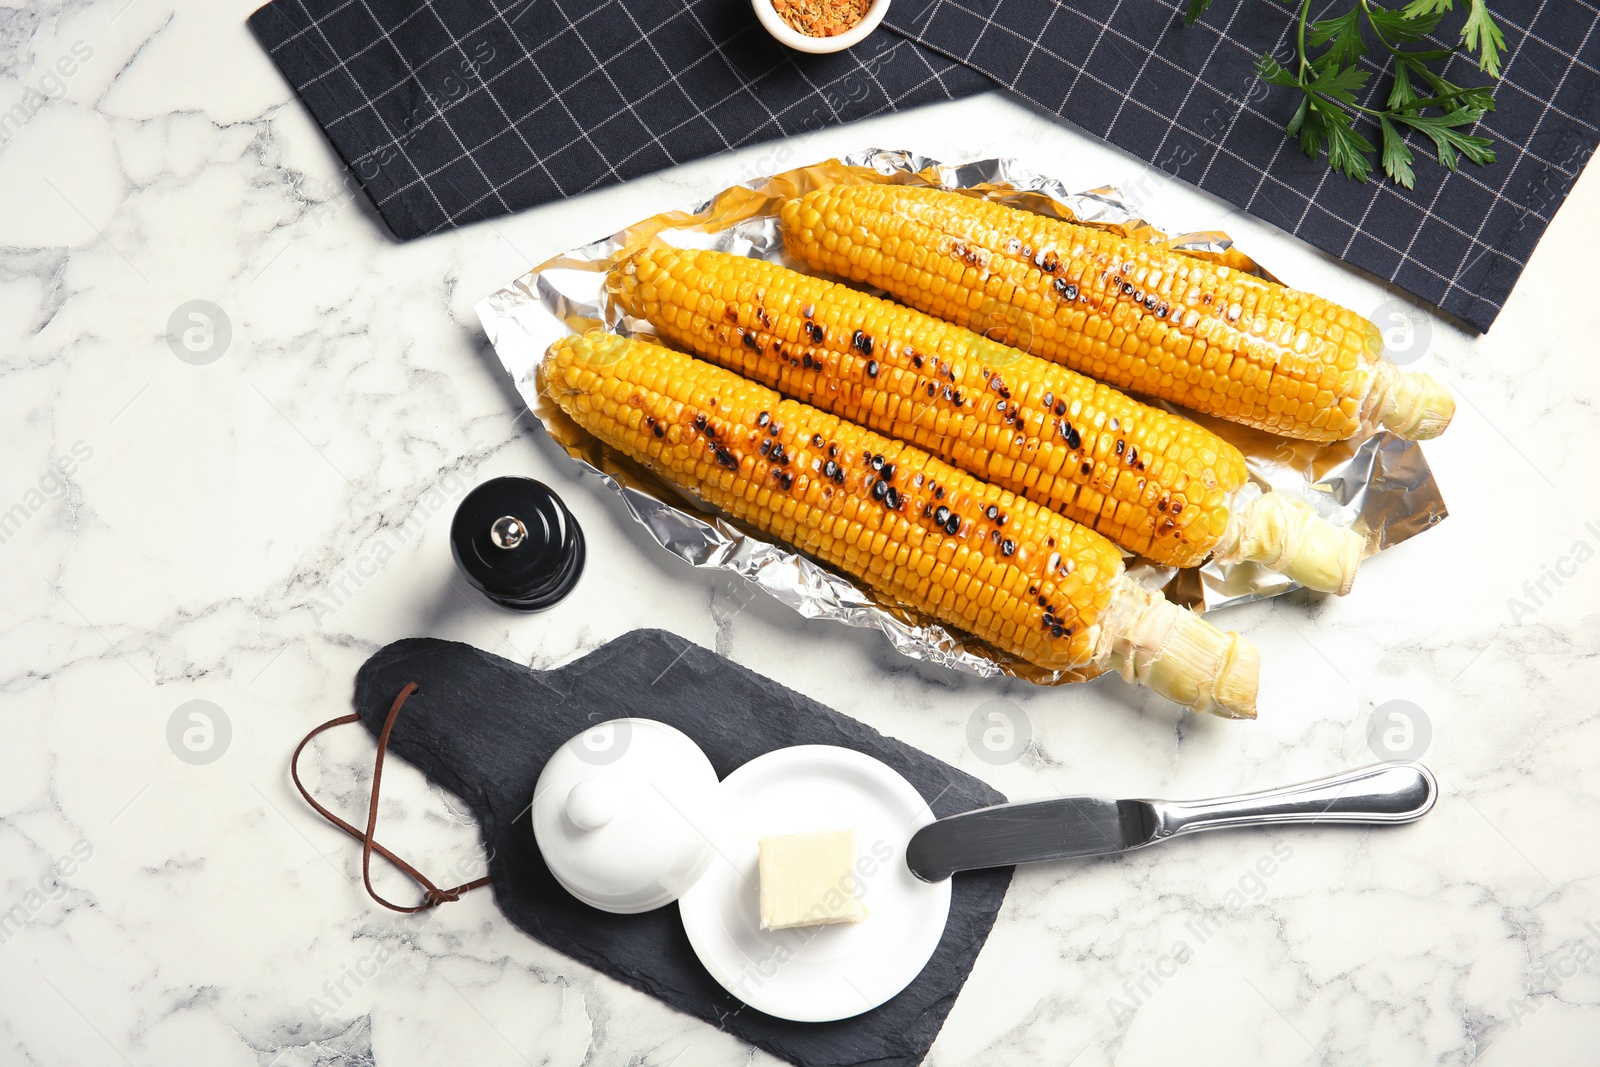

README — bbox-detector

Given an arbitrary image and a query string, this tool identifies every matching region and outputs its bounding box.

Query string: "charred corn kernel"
[542,329,1259,717]
[781,185,1454,443]
[611,249,1360,593]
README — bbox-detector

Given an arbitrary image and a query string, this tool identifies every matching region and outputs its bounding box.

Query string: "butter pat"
[758,829,867,931]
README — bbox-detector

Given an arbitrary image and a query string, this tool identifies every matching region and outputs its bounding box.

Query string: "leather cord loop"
[290,682,492,913]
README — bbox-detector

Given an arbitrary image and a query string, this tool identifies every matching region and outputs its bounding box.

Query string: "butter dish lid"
[531,718,720,914]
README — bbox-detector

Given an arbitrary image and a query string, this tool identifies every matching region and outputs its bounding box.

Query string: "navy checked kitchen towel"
[250,0,1600,331]
[247,0,988,238]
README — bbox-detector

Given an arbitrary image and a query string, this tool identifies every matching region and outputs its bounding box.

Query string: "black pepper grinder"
[450,477,585,610]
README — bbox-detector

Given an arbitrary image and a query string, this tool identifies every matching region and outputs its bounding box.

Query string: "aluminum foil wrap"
[476,149,1448,685]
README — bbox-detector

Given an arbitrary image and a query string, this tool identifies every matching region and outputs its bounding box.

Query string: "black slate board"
[352,631,1012,1067]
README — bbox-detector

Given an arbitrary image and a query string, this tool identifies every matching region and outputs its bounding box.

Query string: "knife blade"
[904,762,1437,882]
[906,797,1161,882]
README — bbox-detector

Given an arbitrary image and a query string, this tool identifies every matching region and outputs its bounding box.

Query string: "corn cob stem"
[1360,359,1456,441]
[543,329,1260,717]
[1213,489,1364,595]
[1098,576,1259,719]
[781,185,1454,445]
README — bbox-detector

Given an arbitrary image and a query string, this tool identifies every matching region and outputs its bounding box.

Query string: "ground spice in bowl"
[771,0,873,37]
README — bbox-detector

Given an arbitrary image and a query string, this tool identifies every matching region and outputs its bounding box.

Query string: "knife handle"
[1149,762,1437,839]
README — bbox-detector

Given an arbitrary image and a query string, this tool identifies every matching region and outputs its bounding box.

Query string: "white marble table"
[4,2,1599,1064]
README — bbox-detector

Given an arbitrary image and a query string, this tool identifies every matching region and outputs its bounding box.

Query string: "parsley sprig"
[1185,0,1505,187]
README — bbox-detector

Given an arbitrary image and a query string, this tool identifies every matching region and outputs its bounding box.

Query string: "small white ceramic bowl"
[752,0,891,54]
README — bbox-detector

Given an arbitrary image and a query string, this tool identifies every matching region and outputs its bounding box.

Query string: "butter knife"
[906,762,1437,882]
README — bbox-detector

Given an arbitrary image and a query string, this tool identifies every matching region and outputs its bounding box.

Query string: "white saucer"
[677,745,952,1022]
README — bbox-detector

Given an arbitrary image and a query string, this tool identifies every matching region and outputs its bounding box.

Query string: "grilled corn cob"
[612,247,1362,592]
[543,329,1259,717]
[781,184,1454,444]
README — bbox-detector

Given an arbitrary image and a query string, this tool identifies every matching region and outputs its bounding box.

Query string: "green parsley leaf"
[1379,116,1417,187]
[1406,58,1478,105]
[1387,57,1416,110]
[1310,9,1367,70]
[1286,95,1310,136]
[1401,0,1504,76]
[1400,0,1454,19]
[1396,108,1497,169]
[1367,2,1443,42]
[1308,63,1371,105]
[1404,85,1496,112]
[1462,0,1507,76]
[1184,0,1215,25]
[1292,96,1324,158]
[1316,100,1376,180]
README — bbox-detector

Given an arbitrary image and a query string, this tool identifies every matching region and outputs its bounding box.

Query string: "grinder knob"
[450,476,585,611]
